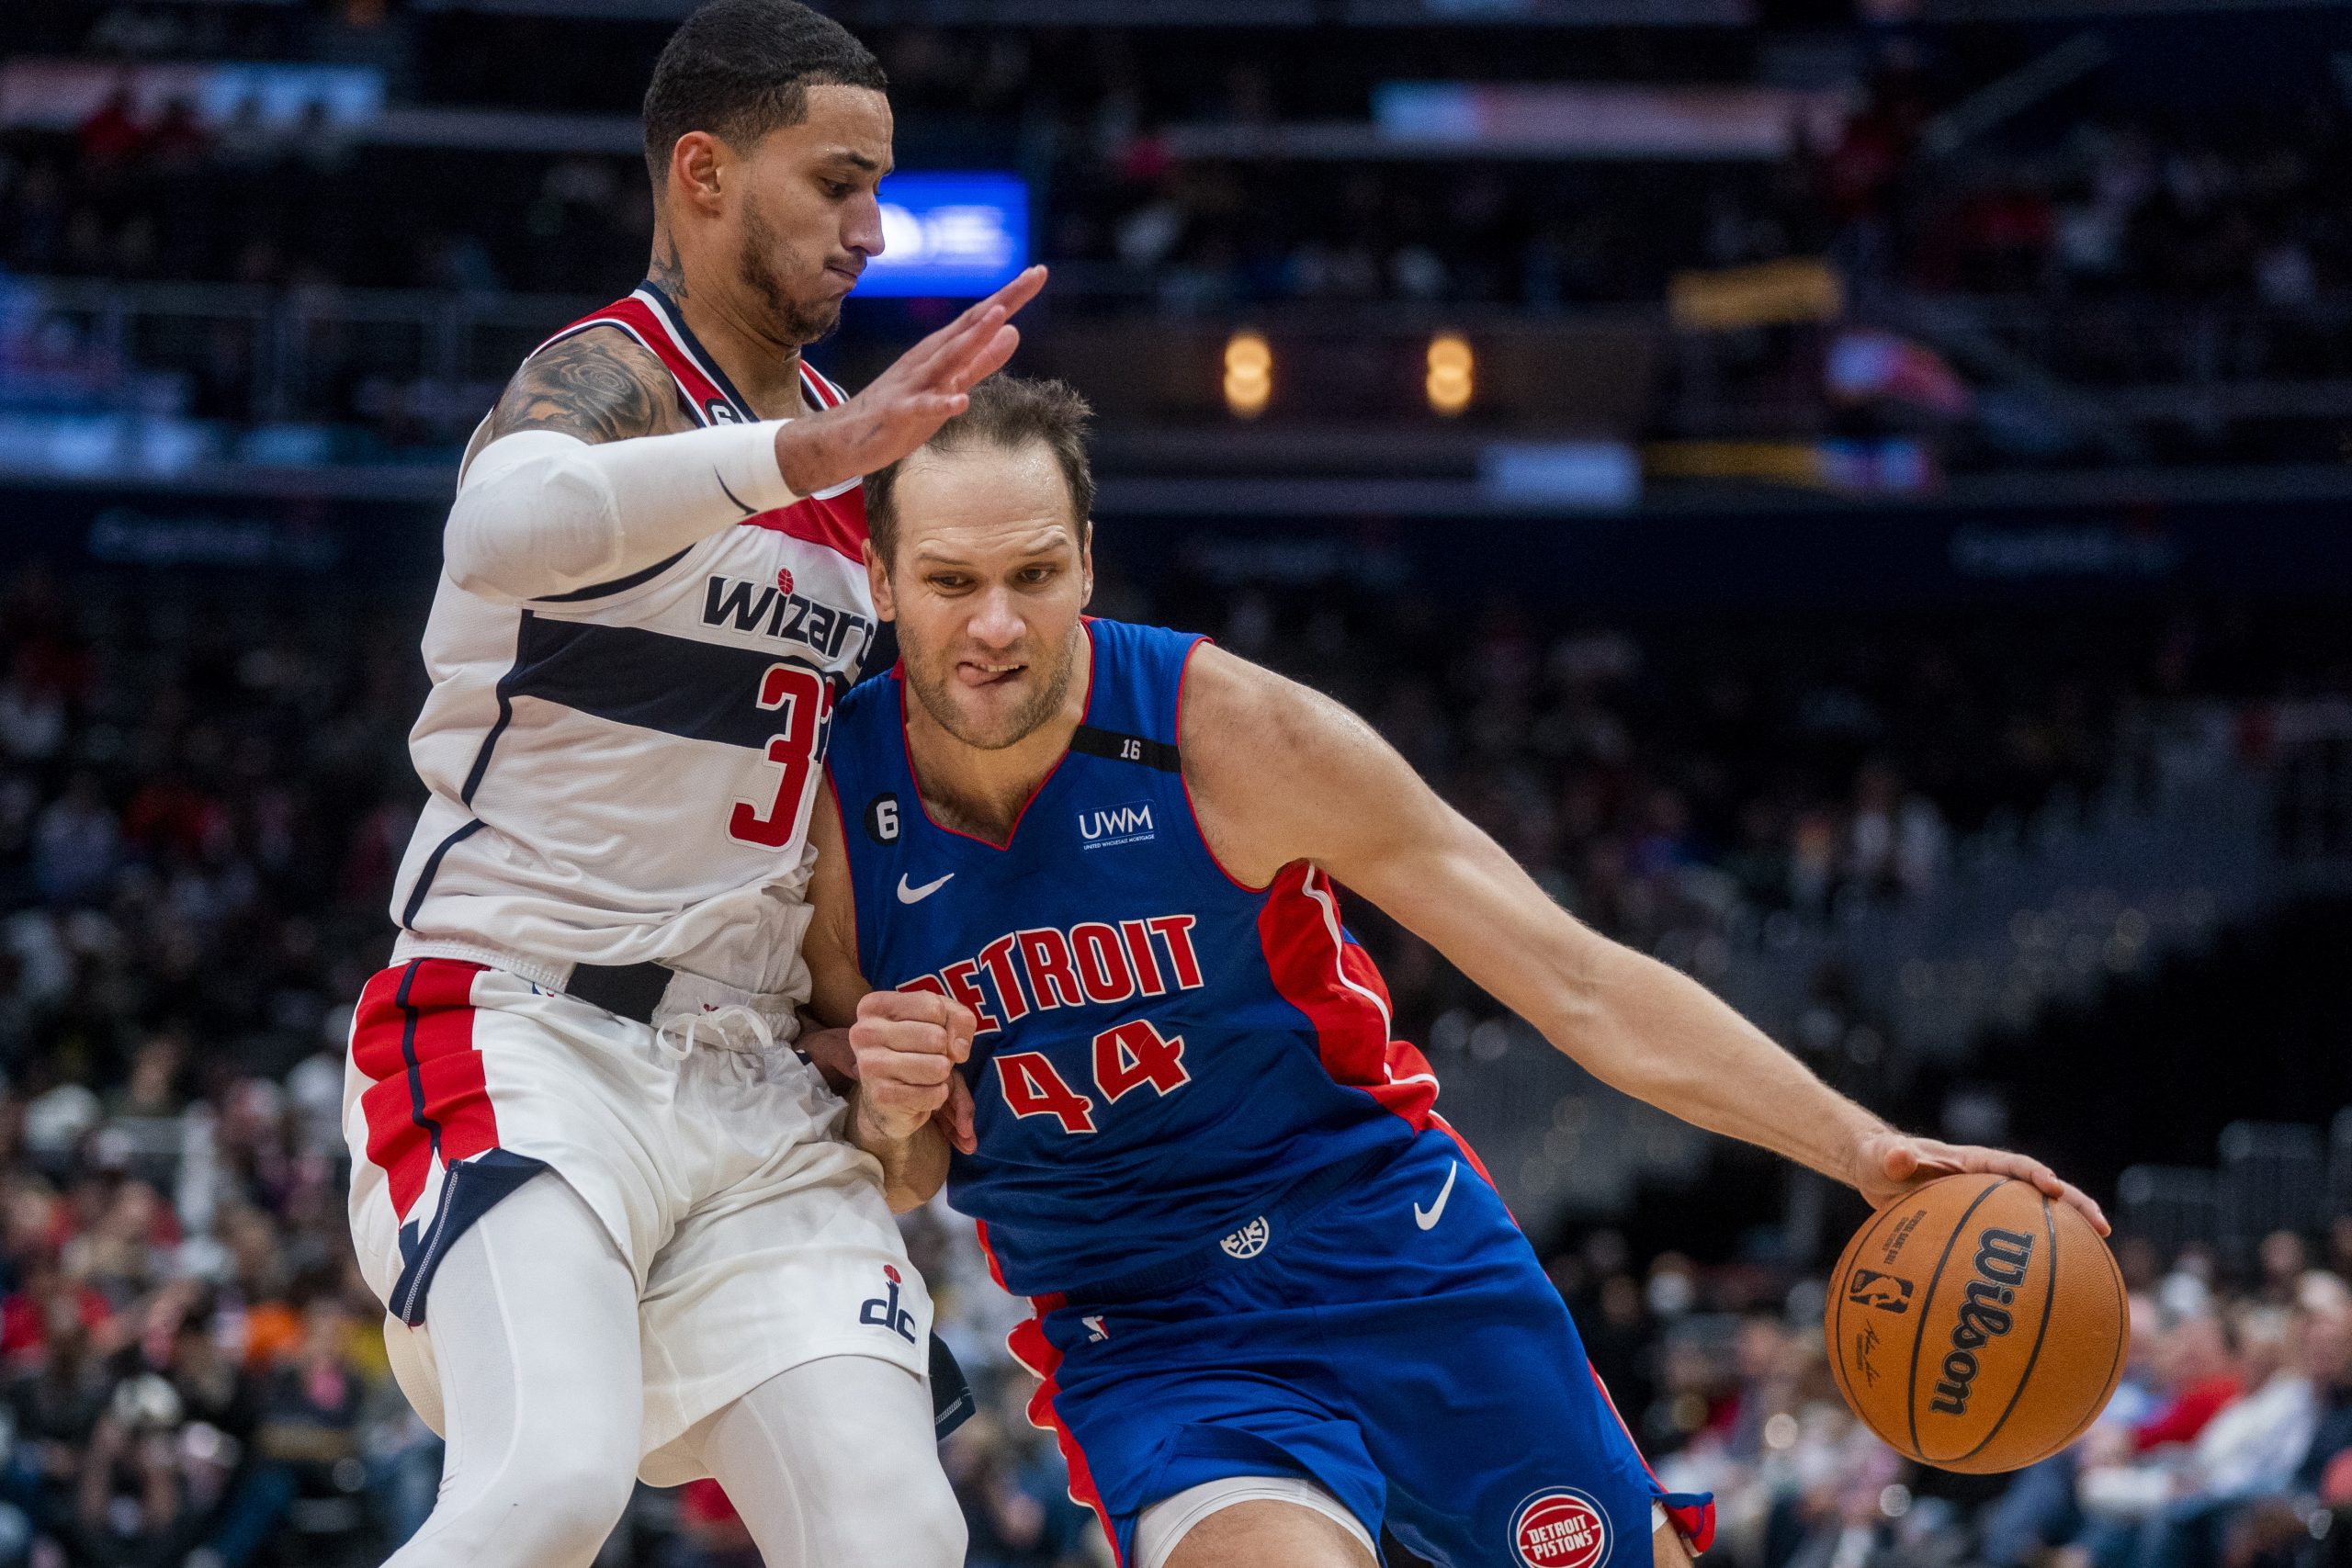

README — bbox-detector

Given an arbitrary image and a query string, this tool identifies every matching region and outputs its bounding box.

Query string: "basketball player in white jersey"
[341,4,1043,1563]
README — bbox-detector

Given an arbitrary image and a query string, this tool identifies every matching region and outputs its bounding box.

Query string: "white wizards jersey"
[389,285,873,1003]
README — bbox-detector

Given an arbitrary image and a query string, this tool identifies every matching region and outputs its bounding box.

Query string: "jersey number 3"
[729,662,833,848]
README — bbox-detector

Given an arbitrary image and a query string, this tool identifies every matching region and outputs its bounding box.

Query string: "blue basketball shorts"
[1005,1127,1715,1568]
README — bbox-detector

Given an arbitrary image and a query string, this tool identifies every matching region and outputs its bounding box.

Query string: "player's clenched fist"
[849,987,979,1152]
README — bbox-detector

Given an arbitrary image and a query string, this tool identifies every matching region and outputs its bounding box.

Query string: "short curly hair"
[642,0,887,186]
[865,376,1097,569]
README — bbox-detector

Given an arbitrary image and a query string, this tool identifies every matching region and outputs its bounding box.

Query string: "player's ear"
[863,540,896,621]
[668,131,727,217]
[1080,529,1094,608]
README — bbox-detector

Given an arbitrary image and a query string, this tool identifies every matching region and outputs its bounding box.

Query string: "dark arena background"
[5,1,2352,1564]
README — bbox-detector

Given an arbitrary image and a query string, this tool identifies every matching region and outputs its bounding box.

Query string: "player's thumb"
[1880,1140,1923,1182]
[943,1075,978,1155]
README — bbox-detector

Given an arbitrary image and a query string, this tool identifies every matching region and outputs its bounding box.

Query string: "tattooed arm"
[444,324,797,602]
[489,326,692,445]
[443,265,1053,603]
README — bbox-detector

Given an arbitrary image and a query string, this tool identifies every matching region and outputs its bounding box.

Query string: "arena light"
[1426,333,1474,417]
[1223,332,1272,419]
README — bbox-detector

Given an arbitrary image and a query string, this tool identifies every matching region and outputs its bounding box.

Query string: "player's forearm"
[1531,934,1888,1186]
[445,421,799,601]
[846,1090,952,1213]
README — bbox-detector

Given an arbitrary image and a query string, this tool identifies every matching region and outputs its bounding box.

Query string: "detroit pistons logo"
[1512,1489,1611,1568]
[1219,1216,1271,1259]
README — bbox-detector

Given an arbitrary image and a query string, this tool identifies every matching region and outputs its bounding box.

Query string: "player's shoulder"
[488,322,688,446]
[1180,641,1388,803]
[1178,640,1324,748]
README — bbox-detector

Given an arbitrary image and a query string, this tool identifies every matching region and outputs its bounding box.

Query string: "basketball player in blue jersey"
[799,377,2109,1568]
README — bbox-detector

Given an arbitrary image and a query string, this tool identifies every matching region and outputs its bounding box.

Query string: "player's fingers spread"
[916,304,1006,378]
[951,325,1023,393]
[917,391,970,423]
[991,264,1047,317]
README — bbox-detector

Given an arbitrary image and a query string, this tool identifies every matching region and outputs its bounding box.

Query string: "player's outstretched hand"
[848,987,978,1150]
[1854,1131,2110,1236]
[773,265,1046,498]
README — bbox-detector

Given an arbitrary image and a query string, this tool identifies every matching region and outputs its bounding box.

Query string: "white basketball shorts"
[342,957,931,1484]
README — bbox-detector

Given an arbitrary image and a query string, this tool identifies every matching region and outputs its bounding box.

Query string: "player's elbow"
[444,449,621,602]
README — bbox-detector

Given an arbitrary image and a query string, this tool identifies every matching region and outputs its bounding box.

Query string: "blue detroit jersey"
[827,617,1444,1298]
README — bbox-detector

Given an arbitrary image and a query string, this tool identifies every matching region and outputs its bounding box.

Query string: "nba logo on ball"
[1511,1489,1611,1568]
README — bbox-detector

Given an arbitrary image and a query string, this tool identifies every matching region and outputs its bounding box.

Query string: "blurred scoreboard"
[865,173,1031,299]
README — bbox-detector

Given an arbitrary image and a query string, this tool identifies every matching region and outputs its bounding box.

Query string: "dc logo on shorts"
[1219,1216,1271,1259]
[1511,1488,1611,1568]
[859,1263,918,1344]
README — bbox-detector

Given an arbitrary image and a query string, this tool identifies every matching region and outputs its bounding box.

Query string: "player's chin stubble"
[738,198,841,346]
[907,633,1077,753]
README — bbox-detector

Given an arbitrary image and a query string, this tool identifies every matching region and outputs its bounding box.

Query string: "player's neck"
[649,239,808,419]
[905,633,1093,847]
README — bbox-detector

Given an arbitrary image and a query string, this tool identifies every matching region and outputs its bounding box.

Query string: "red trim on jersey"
[537,297,730,423]
[978,1224,1122,1565]
[1255,863,1442,1133]
[740,485,868,563]
[349,959,500,1216]
[798,360,847,408]
[1588,1363,1715,1551]
[1429,1111,1498,1187]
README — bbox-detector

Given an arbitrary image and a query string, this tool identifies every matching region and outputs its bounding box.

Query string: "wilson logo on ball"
[1929,1227,2035,1416]
[1512,1489,1611,1568]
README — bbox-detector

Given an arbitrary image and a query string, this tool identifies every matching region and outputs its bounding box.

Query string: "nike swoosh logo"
[897,872,955,904]
[1414,1160,1459,1231]
[714,470,756,518]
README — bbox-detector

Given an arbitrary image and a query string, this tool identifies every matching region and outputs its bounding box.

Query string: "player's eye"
[1018,566,1057,585]
[822,180,853,200]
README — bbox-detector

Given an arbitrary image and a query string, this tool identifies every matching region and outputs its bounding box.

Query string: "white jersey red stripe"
[390,283,872,1005]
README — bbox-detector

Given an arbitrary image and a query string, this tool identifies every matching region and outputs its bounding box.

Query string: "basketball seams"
[1954,1190,2060,1467]
[1903,1176,2007,1462]
[2052,1213,2131,1454]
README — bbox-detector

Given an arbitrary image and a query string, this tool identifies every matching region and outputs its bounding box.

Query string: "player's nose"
[844,191,885,260]
[966,585,1026,648]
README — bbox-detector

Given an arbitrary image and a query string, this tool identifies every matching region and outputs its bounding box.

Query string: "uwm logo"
[899,914,1206,1037]
[1080,802,1155,849]
[702,574,873,661]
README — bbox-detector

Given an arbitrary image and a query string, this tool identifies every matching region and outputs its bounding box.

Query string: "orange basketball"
[1825,1173,2128,1474]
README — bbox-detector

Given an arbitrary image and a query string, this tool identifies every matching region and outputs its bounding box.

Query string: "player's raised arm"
[1180,643,2109,1235]
[446,265,1046,604]
[803,780,974,1211]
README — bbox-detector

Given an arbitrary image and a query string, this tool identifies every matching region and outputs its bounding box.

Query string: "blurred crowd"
[4,21,2348,311]
[1,550,2346,1562]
